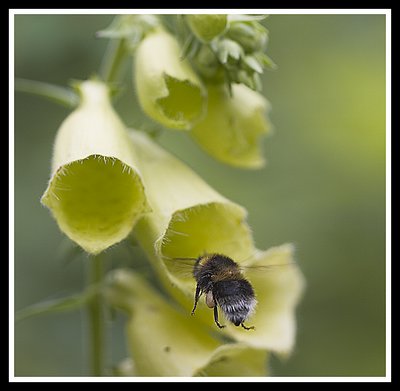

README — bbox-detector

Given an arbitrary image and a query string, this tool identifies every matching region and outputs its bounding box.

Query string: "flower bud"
[192,45,224,81]
[216,38,244,67]
[186,14,227,42]
[191,83,271,168]
[41,80,150,254]
[134,28,207,130]
[226,21,268,53]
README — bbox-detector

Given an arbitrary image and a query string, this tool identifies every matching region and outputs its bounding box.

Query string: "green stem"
[99,38,127,84]
[88,255,105,377]
[14,78,79,108]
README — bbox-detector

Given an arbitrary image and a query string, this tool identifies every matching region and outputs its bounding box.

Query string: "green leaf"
[15,290,95,322]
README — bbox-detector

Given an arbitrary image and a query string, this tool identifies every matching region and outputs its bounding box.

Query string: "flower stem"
[88,255,105,376]
[99,38,127,84]
[14,78,79,108]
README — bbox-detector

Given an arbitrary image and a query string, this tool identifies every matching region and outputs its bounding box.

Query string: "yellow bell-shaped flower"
[41,80,150,254]
[191,83,271,169]
[134,28,207,130]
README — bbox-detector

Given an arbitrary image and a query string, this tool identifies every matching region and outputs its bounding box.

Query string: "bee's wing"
[241,263,295,271]
[161,256,196,279]
[239,263,297,279]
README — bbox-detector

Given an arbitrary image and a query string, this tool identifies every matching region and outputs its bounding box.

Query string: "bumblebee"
[190,253,257,330]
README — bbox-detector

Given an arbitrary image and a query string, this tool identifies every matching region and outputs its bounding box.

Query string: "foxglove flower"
[191,83,271,168]
[186,14,228,42]
[41,80,150,254]
[134,28,207,130]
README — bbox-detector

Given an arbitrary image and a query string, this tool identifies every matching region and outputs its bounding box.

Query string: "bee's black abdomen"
[213,279,257,326]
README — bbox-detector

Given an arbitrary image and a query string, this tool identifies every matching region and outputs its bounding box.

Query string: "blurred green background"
[14,14,386,377]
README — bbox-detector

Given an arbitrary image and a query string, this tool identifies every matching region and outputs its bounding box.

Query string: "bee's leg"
[191,285,201,315]
[213,306,226,329]
[240,322,255,330]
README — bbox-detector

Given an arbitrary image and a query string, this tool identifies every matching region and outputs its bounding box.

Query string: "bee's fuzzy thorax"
[195,253,243,280]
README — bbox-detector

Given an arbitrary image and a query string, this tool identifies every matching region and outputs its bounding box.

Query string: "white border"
[9,8,391,383]
[9,376,392,383]
[385,8,392,383]
[10,8,390,15]
[9,9,15,383]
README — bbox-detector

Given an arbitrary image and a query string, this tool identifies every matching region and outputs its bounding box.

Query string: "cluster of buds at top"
[184,14,276,92]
